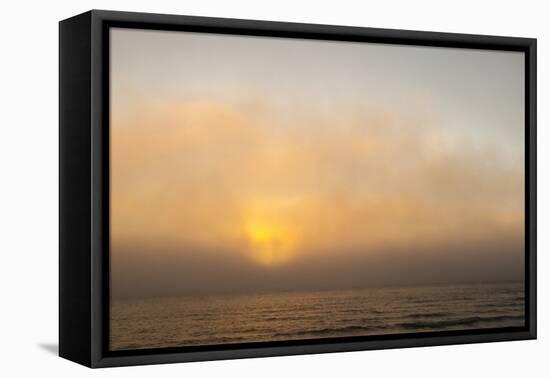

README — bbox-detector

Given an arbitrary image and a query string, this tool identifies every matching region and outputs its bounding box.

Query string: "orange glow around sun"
[245,220,299,266]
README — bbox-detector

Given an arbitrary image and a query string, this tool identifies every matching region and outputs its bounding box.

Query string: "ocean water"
[110,282,524,351]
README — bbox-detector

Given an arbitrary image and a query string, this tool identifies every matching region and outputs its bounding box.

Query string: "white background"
[0,0,546,376]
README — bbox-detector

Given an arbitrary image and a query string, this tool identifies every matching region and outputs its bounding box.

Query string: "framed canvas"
[59,10,537,368]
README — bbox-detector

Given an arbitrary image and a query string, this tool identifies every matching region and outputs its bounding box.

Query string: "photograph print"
[109,27,526,351]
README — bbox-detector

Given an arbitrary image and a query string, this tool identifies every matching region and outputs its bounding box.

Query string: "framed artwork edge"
[59,9,537,368]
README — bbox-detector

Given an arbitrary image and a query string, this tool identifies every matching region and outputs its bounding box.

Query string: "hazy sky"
[110,28,525,299]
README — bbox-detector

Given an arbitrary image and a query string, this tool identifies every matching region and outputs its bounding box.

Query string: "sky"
[110,28,525,299]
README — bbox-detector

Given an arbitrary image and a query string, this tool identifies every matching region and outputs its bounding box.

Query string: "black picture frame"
[59,9,537,368]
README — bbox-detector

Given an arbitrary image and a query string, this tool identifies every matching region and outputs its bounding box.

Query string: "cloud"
[110,97,524,297]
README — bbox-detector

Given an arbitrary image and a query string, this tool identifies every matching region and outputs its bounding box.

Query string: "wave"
[273,324,388,338]
[481,302,524,309]
[406,312,450,319]
[263,315,317,322]
[398,315,524,330]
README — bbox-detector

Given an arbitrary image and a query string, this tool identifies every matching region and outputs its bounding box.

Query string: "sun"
[245,221,298,266]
